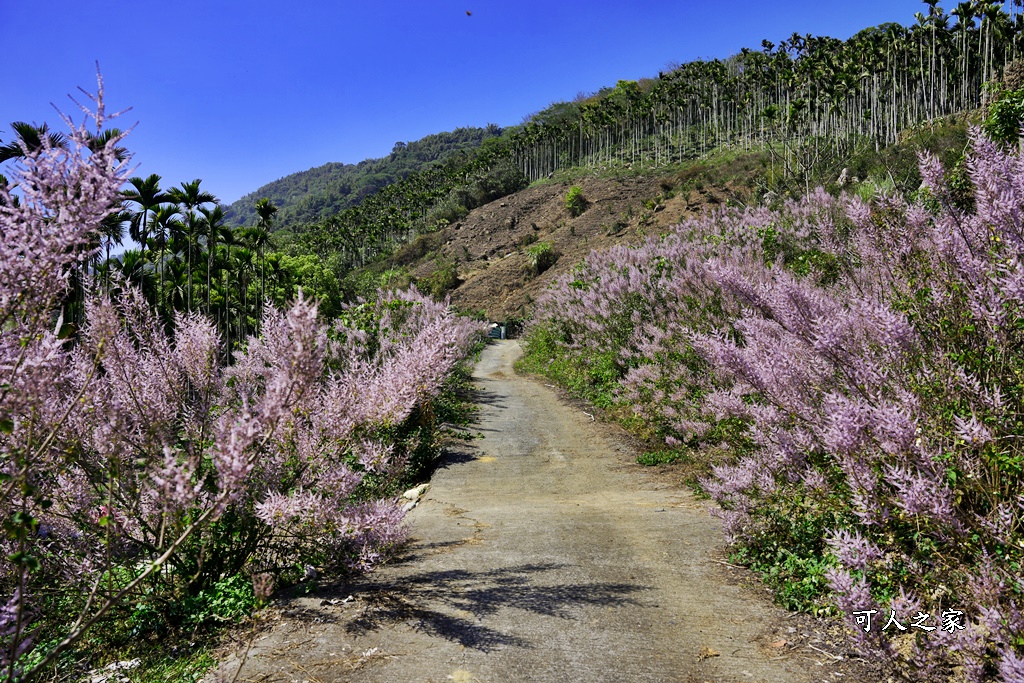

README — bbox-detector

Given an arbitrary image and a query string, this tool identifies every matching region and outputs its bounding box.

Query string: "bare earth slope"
[221,341,854,683]
[391,167,751,321]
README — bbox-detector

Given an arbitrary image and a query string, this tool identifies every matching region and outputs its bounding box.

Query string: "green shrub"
[181,574,256,627]
[419,258,460,298]
[984,87,1024,144]
[729,492,850,615]
[565,186,588,217]
[525,241,558,276]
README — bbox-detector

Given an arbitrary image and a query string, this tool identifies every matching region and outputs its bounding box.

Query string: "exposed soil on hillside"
[390,164,757,321]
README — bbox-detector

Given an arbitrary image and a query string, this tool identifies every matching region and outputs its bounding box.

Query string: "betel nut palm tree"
[122,174,167,265]
[167,179,217,312]
[198,204,226,314]
[254,197,278,305]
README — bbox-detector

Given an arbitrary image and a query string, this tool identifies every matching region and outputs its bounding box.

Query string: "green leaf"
[0,419,13,434]
[11,511,36,528]
[8,551,40,572]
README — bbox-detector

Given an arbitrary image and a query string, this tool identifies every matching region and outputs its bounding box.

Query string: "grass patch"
[129,649,217,683]
[727,493,852,615]
[636,449,686,466]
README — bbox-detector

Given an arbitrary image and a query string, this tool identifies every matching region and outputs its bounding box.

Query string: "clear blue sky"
[3,0,931,206]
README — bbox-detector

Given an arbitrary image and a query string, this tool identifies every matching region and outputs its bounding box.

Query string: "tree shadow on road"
[341,563,647,651]
[469,381,508,410]
[434,445,478,470]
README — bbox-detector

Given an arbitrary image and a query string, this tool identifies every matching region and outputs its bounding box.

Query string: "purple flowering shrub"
[0,80,484,679]
[524,134,1024,679]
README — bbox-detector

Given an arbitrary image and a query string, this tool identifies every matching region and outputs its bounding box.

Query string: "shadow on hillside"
[334,563,647,651]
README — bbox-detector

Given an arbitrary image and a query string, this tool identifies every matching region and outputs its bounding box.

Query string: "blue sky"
[3,0,931,206]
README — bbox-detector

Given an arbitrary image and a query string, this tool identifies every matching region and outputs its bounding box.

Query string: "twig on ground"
[806,643,843,661]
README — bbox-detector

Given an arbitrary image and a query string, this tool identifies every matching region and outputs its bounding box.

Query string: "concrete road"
[225,340,835,682]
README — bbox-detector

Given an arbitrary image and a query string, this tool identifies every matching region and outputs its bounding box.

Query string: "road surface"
[223,340,845,682]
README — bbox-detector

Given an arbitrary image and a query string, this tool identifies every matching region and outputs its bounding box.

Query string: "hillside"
[225,124,504,227]
[348,152,758,322]
[439,173,734,320]
[254,7,1018,281]
[356,116,971,323]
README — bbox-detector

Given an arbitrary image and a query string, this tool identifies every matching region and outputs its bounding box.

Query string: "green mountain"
[225,124,505,228]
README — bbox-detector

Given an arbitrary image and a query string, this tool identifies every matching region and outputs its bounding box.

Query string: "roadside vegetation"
[519,124,1024,678]
[0,78,484,682]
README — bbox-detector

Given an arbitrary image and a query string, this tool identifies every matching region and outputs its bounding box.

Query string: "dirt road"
[224,340,849,682]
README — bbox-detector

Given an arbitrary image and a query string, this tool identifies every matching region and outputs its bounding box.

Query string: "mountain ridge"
[225,124,505,228]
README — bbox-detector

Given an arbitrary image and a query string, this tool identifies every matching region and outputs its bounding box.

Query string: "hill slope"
[226,125,504,228]
[362,157,757,321]
[266,9,1012,275]
[359,117,971,323]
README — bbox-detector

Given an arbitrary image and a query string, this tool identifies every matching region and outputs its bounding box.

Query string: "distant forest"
[226,125,504,228]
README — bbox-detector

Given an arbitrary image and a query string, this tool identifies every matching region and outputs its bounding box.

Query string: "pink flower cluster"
[0,79,483,677]
[530,133,1024,679]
